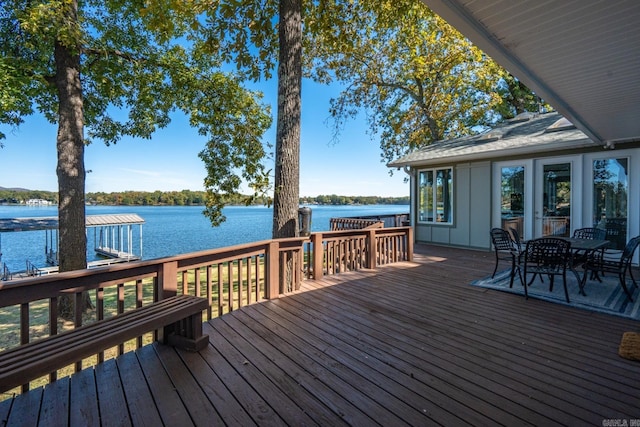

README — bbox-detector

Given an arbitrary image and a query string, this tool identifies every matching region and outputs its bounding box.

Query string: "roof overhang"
[421,0,640,147]
[390,136,595,169]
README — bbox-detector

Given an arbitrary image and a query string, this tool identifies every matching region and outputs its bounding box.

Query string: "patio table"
[557,237,610,295]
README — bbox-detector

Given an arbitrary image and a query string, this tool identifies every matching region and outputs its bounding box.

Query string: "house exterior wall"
[409,144,640,251]
[413,161,492,249]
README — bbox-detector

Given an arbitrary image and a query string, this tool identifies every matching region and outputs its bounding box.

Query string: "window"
[593,158,628,249]
[500,165,525,236]
[418,167,453,224]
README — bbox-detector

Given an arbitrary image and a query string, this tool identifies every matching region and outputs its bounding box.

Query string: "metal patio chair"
[490,228,522,288]
[581,235,640,302]
[573,227,607,241]
[523,237,572,302]
[572,227,607,267]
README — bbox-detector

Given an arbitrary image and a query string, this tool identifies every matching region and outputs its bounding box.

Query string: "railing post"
[295,246,303,290]
[311,233,324,280]
[266,241,280,299]
[407,226,414,261]
[158,260,178,301]
[367,229,377,270]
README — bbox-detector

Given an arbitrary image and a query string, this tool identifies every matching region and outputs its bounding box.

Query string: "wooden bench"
[0,294,209,393]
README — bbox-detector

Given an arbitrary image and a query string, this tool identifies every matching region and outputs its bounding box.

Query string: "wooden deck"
[2,244,639,426]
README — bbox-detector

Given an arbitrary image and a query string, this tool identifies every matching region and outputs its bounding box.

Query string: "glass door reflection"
[500,166,525,238]
[541,163,571,237]
[593,158,628,249]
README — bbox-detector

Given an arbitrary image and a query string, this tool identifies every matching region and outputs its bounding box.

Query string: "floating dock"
[0,213,145,280]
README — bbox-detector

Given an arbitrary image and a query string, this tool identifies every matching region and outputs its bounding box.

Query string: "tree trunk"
[54,1,92,318]
[272,0,302,240]
[272,0,302,293]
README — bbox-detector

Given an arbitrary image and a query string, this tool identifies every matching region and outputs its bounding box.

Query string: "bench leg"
[163,312,209,352]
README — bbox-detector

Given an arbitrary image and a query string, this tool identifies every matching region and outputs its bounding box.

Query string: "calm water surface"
[0,204,408,272]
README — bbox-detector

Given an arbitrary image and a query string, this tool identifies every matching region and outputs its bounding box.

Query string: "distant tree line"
[300,195,409,205]
[0,189,58,204]
[0,189,408,206]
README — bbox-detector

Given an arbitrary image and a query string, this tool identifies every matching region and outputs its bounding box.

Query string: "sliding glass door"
[494,154,632,246]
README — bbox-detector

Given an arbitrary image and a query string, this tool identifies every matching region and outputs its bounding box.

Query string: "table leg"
[569,252,587,296]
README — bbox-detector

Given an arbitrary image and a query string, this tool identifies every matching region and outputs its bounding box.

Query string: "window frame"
[417,166,454,225]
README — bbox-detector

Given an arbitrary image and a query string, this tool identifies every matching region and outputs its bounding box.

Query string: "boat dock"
[0,213,145,280]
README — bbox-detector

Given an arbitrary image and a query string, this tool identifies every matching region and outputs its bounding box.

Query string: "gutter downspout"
[402,166,416,228]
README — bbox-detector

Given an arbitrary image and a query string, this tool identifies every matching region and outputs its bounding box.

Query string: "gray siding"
[469,162,491,248]
[414,161,491,249]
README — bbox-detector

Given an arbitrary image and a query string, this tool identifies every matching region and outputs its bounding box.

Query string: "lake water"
[0,204,408,272]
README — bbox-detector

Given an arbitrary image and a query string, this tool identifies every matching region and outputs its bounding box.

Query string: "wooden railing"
[0,226,412,396]
[304,227,413,279]
[542,216,570,237]
[331,213,410,230]
[330,217,384,230]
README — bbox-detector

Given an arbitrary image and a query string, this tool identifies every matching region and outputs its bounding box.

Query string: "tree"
[198,0,303,238]
[1,1,271,316]
[272,0,302,238]
[306,1,506,165]
[494,73,551,119]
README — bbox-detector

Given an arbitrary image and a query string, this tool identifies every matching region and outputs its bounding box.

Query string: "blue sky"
[1,78,408,197]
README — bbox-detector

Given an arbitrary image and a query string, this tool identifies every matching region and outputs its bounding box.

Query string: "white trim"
[534,155,581,238]
[416,166,454,225]
[583,149,637,260]
[492,160,533,240]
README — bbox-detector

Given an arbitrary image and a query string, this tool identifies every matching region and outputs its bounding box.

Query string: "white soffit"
[421,0,640,146]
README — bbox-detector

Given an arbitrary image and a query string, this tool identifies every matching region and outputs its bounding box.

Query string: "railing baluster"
[117,283,125,355]
[194,267,201,298]
[74,292,83,371]
[136,279,143,348]
[49,296,58,383]
[20,302,29,392]
[206,265,213,320]
[238,259,244,308]
[97,288,104,362]
[246,257,253,304]
[227,262,233,312]
[217,263,224,316]
[254,256,260,301]
[182,270,189,295]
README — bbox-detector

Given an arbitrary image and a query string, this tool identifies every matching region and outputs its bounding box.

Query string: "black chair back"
[581,235,640,302]
[620,236,640,266]
[524,237,572,302]
[573,227,606,240]
[509,227,523,249]
[490,228,514,252]
[605,219,627,250]
[525,237,571,274]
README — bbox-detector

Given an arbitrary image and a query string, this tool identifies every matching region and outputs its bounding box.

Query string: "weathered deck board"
[116,352,163,426]
[204,316,352,426]
[39,376,69,426]
[94,360,131,427]
[173,349,258,426]
[69,368,100,426]
[137,345,195,426]
[1,244,639,425]
[294,273,611,424]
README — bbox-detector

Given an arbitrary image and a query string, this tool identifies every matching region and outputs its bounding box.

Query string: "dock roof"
[0,213,145,232]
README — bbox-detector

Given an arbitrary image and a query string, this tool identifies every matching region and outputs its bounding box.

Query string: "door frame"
[492,159,534,240]
[533,155,582,238]
[583,149,639,247]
